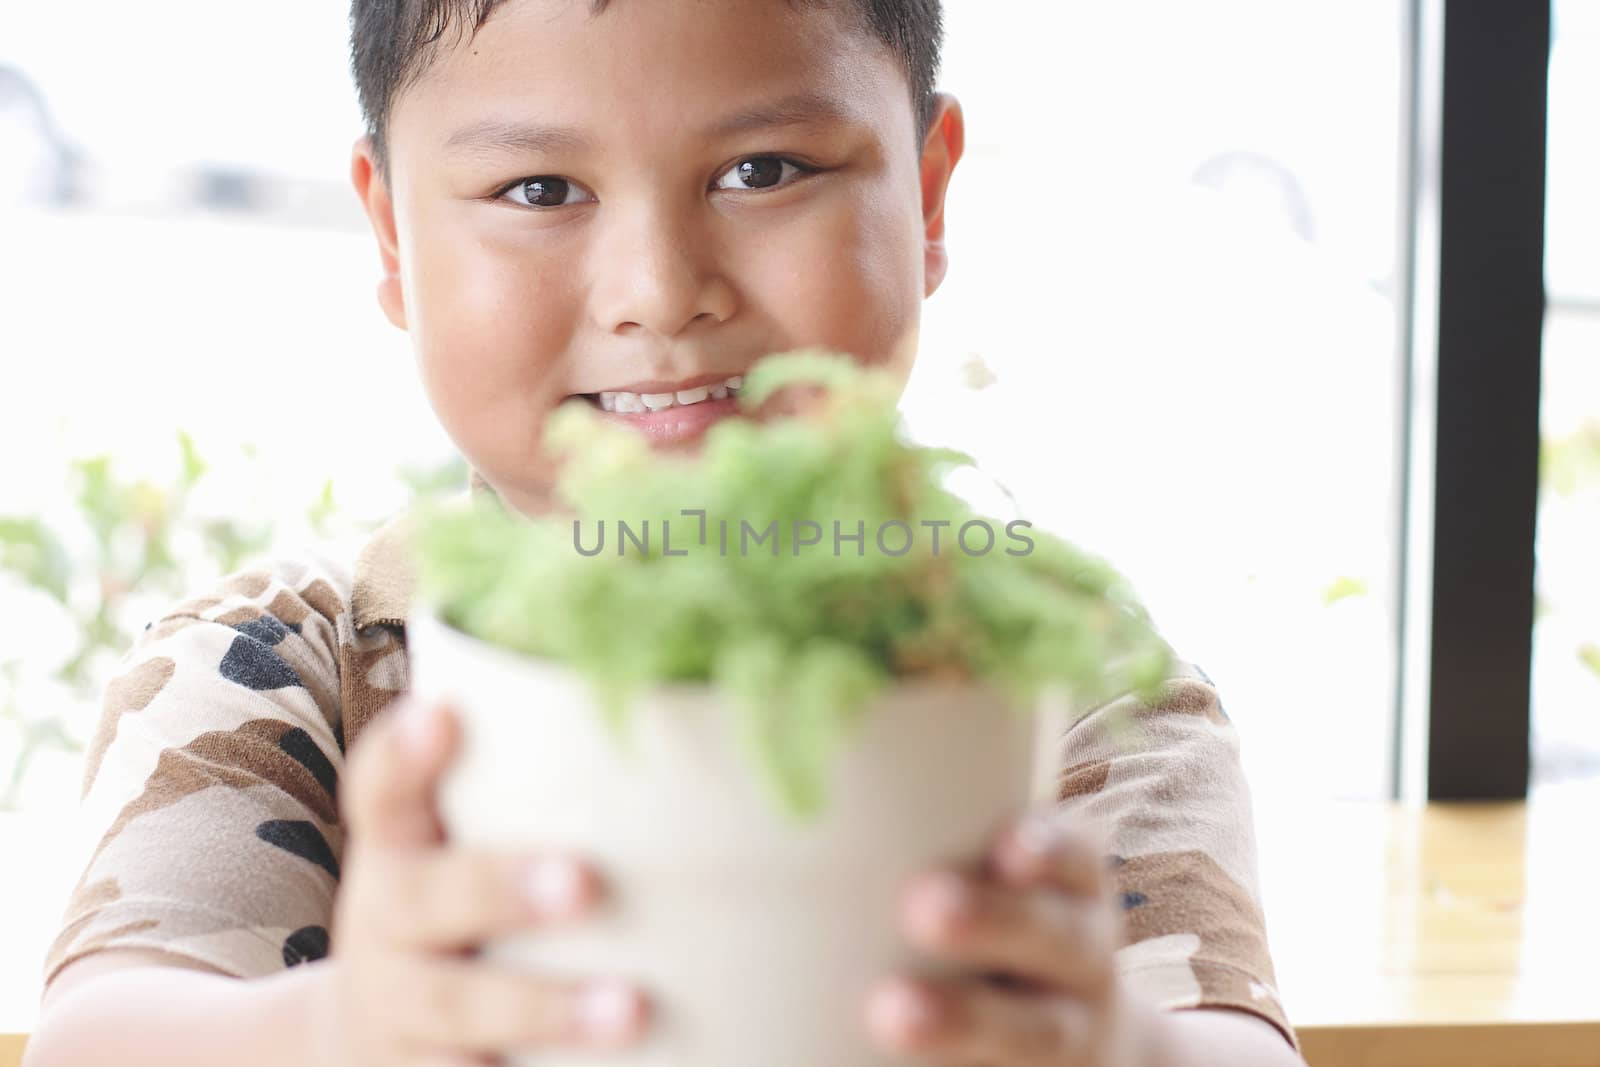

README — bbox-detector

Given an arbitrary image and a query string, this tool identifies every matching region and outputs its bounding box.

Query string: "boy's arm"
[43,555,351,989]
[1054,660,1301,1055]
[24,950,332,1067]
[1162,1009,1307,1066]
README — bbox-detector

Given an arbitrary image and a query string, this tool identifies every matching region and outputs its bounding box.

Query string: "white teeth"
[600,375,743,413]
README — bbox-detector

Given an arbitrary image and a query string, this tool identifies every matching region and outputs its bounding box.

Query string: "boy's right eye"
[498,176,597,209]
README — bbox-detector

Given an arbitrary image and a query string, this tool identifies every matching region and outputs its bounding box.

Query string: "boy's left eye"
[713,157,814,192]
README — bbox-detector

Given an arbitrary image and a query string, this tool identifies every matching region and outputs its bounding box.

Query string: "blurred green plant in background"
[1320,575,1369,607]
[1540,420,1600,687]
[0,432,466,811]
[1541,421,1600,499]
[1314,420,1600,691]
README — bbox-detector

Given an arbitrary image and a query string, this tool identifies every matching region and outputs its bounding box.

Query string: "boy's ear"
[919,92,965,299]
[350,138,408,331]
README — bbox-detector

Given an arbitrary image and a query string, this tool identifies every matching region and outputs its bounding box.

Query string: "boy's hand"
[866,809,1178,1067]
[321,696,652,1066]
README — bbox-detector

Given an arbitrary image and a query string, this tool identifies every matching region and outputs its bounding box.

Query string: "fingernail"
[575,980,642,1040]
[996,817,1056,882]
[522,857,585,917]
[907,872,974,945]
[873,979,939,1039]
[400,700,438,756]
[923,872,973,921]
[1014,815,1057,858]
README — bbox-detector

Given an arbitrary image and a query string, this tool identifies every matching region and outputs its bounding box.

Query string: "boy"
[25,2,1304,1065]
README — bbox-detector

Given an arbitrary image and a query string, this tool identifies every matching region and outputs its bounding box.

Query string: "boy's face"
[353,0,964,516]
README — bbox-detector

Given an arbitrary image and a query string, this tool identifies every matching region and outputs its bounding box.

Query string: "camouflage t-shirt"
[40,497,1299,1053]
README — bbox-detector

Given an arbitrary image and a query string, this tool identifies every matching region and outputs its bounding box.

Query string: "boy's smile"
[352,0,964,515]
[576,370,745,446]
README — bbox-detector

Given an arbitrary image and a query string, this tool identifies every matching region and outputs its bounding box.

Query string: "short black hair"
[350,0,944,173]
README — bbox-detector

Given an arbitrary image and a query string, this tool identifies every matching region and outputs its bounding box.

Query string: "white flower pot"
[407,606,1062,1067]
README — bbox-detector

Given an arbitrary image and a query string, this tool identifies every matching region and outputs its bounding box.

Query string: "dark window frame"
[1412,0,1549,800]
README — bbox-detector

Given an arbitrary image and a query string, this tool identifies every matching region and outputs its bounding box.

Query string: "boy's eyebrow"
[444,120,590,156]
[442,91,858,156]
[704,90,858,136]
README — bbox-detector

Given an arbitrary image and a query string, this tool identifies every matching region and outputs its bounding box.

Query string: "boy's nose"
[589,206,739,339]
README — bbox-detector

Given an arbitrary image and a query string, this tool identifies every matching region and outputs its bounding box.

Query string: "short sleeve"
[41,549,354,990]
[1050,660,1299,1053]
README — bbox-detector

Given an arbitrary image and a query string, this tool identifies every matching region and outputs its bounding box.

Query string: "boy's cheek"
[748,210,924,377]
[403,250,578,500]
[407,232,577,380]
[407,219,559,329]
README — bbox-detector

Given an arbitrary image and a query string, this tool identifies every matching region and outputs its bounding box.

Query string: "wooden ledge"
[1258,780,1600,1066]
[1297,1021,1600,1067]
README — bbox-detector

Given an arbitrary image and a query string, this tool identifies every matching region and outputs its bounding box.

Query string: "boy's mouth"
[580,373,744,413]
[573,373,745,446]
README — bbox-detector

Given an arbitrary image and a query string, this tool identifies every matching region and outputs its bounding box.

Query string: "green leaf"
[201,519,274,574]
[737,347,898,409]
[1541,423,1600,496]
[70,455,121,548]
[177,429,207,488]
[306,478,338,533]
[1579,643,1600,682]
[1321,575,1368,606]
[0,518,73,603]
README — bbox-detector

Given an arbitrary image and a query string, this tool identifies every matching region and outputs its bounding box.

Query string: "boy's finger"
[342,696,461,849]
[899,872,1119,1001]
[373,848,603,950]
[384,956,650,1055]
[988,809,1110,900]
[865,975,1093,1067]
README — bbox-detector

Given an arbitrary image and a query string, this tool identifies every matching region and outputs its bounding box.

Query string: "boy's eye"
[714,157,813,192]
[499,176,597,209]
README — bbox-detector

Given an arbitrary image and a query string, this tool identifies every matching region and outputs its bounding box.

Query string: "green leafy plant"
[0,437,466,811]
[414,350,1174,818]
[0,433,284,808]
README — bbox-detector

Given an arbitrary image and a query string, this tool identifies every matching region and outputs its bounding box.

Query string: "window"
[0,2,457,812]
[908,1,1409,803]
[0,0,1586,817]
[1533,0,1600,788]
